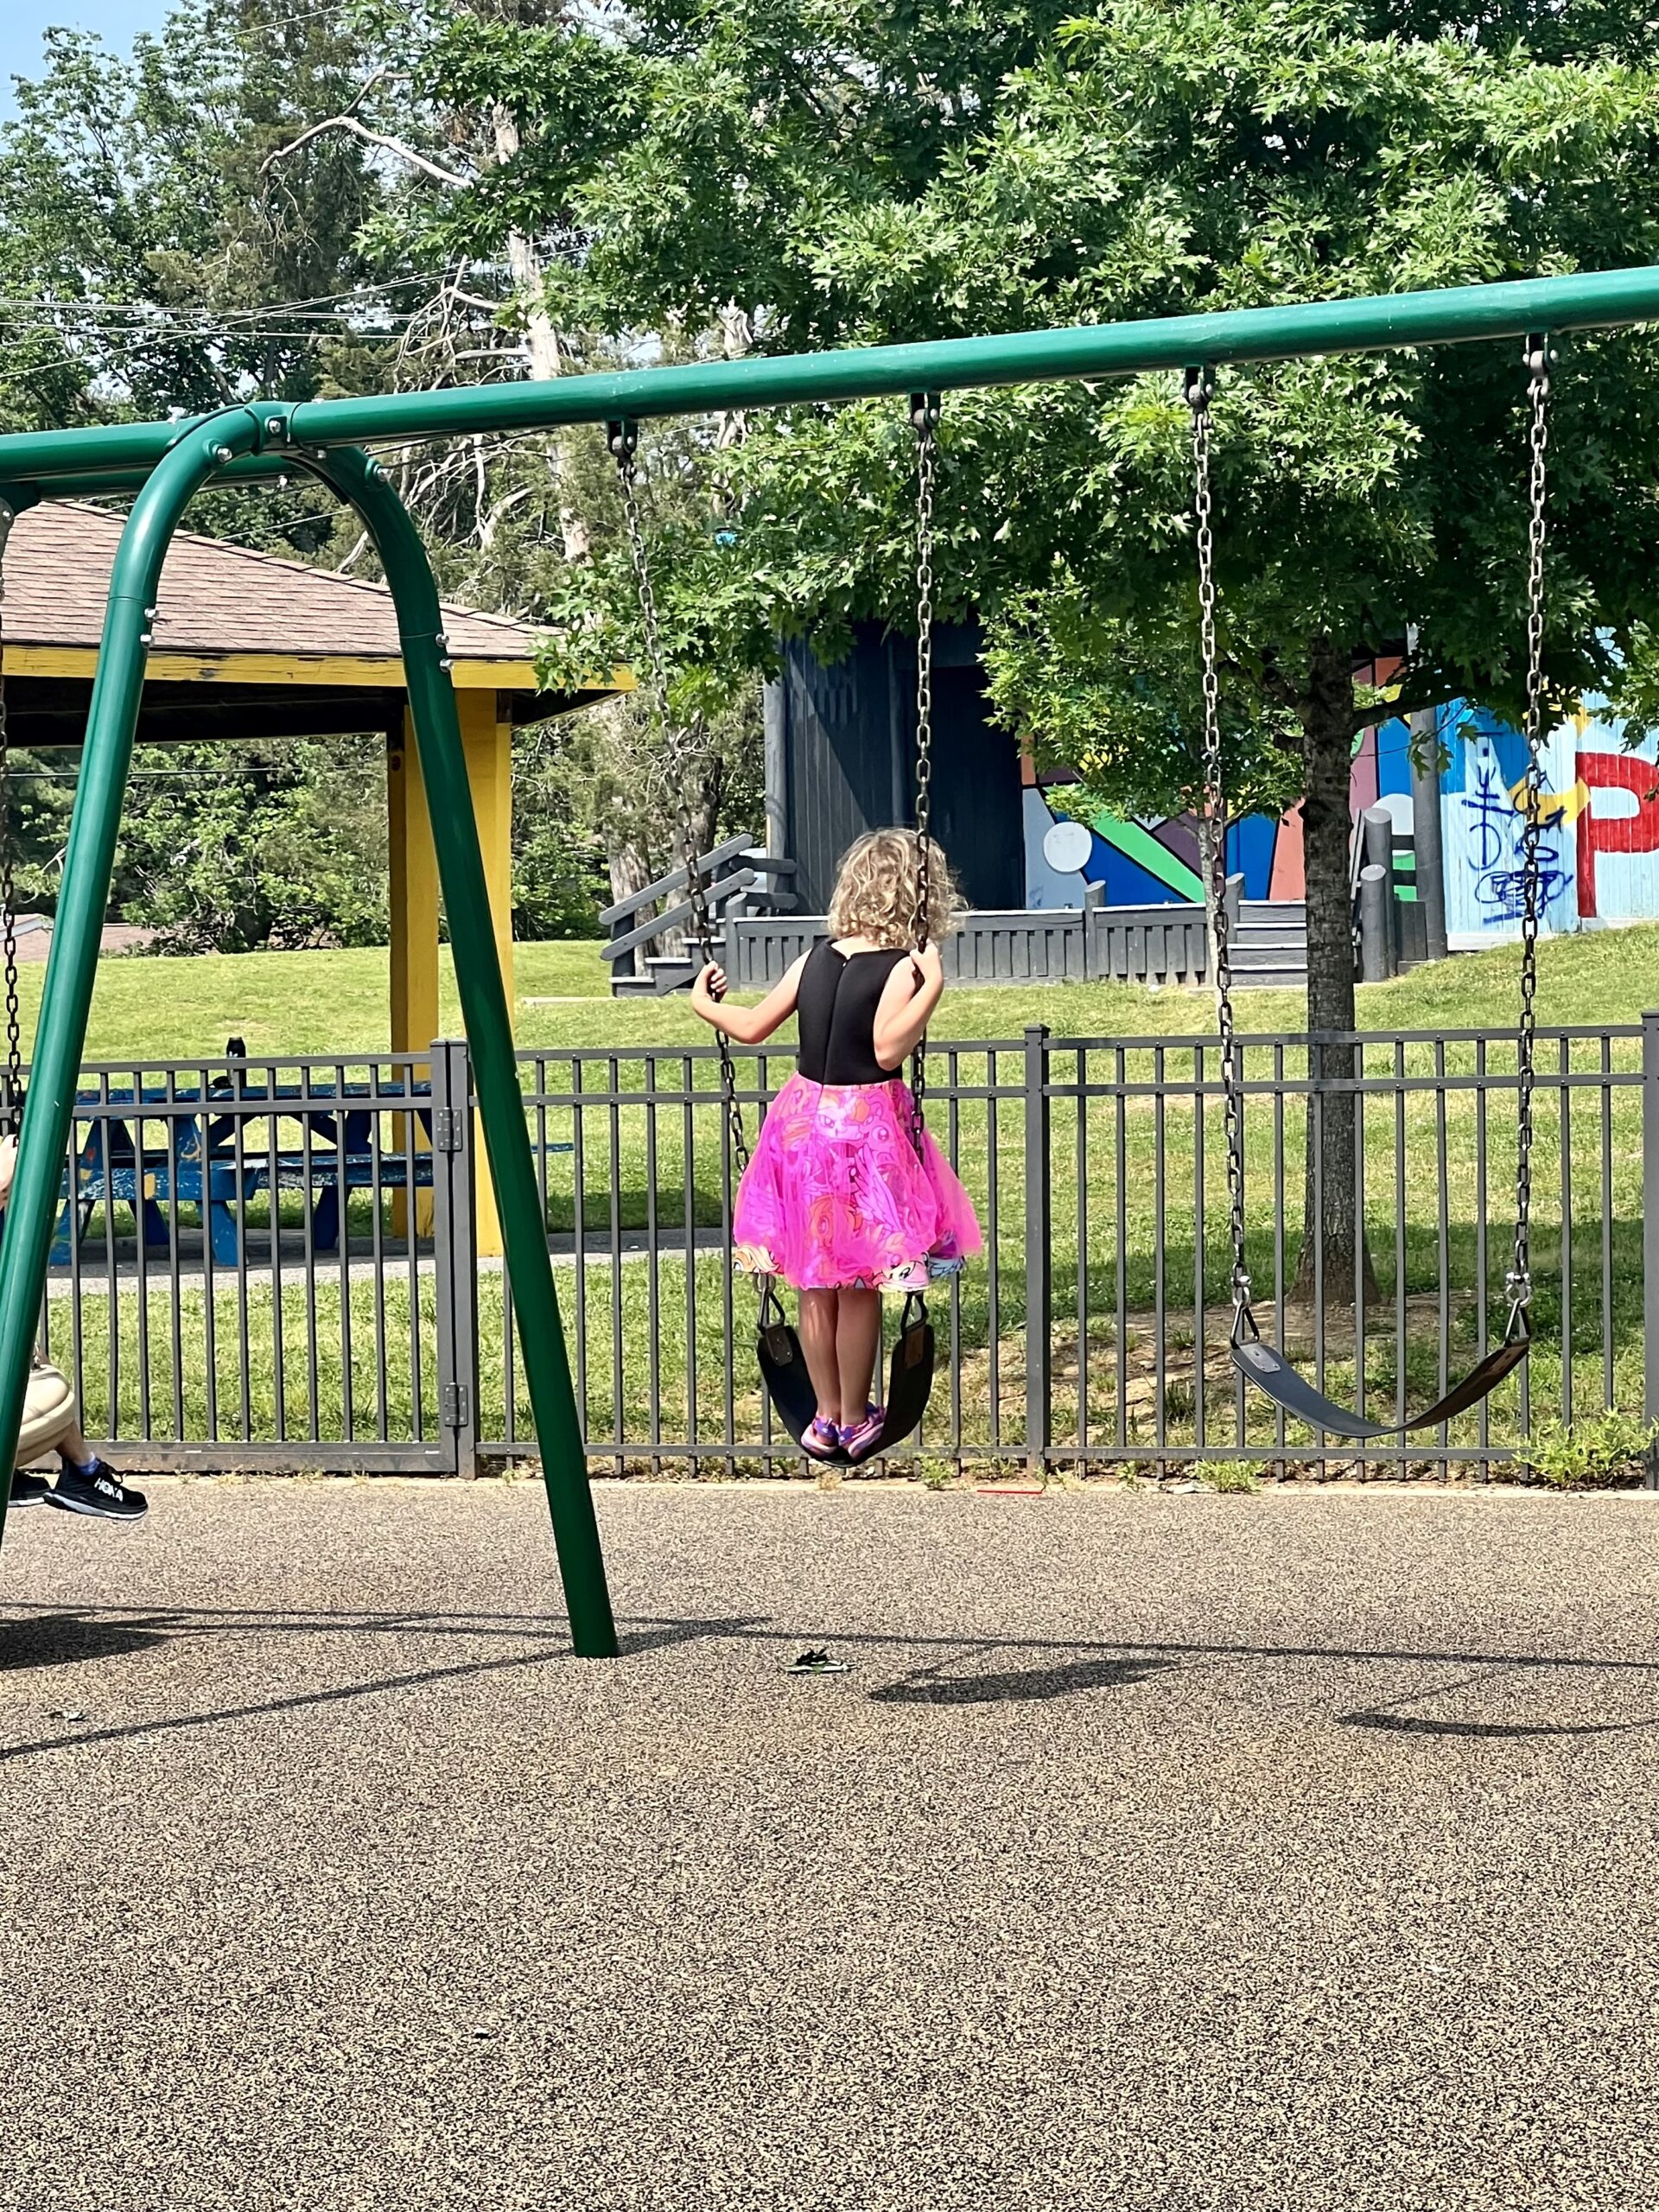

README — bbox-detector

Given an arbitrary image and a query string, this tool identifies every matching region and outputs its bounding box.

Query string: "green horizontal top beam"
[3,264,1657,495]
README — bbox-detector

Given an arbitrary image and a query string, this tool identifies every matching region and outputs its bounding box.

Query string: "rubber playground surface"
[3,1477,1657,2211]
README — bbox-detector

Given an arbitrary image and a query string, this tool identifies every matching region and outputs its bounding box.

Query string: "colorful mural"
[1569,714,1659,925]
[1020,755,1308,908]
[1022,696,1659,944]
[1436,702,1575,945]
[1432,698,1659,943]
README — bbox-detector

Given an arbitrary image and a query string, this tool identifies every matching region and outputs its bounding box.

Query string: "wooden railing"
[599,837,796,982]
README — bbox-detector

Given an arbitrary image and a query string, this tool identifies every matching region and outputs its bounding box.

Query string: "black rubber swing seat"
[1230,1306,1530,1440]
[757,1287,936,1465]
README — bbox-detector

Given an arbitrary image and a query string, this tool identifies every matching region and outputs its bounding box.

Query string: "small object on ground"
[47,1707,86,1722]
[789,1649,849,1675]
[9,1471,53,1509]
[46,1463,149,1522]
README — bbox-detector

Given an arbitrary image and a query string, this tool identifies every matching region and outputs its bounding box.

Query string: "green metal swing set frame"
[0,264,1656,1659]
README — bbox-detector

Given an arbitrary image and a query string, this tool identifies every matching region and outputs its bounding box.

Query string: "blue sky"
[1,0,169,116]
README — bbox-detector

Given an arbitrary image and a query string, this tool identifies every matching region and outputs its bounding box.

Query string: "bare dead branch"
[261,99,470,191]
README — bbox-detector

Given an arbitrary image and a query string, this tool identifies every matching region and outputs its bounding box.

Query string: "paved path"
[3,1479,1657,2210]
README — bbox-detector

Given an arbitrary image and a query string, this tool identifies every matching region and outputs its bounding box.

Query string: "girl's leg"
[835,1287,883,1420]
[798,1289,842,1422]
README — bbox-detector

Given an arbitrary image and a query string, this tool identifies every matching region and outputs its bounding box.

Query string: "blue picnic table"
[54,1079,438,1267]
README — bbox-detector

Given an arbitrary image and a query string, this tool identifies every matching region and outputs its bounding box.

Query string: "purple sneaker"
[840,1406,889,1463]
[801,1416,842,1459]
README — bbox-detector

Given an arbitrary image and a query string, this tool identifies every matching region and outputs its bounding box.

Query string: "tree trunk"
[606,835,652,982]
[664,747,728,963]
[687,744,727,861]
[607,840,652,912]
[1296,632,1377,1302]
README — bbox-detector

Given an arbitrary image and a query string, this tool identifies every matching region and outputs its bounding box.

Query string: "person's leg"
[56,1414,92,1467]
[10,1364,79,1508]
[45,1412,147,1522]
[835,1288,882,1426]
[798,1289,842,1426]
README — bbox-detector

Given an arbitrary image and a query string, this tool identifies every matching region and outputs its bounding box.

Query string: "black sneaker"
[46,1462,148,1522]
[9,1470,53,1510]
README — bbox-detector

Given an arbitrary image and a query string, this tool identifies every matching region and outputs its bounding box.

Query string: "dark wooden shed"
[763,621,1025,914]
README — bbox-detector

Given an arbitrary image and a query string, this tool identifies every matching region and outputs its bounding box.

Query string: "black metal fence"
[33,1021,1659,1479]
[33,1044,473,1472]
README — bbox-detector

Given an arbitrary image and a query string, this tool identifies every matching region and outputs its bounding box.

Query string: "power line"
[0,308,423,331]
[0,273,486,322]
[0,246,588,331]
[0,260,588,358]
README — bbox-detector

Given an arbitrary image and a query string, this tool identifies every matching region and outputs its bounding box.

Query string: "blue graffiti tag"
[1460,758,1572,923]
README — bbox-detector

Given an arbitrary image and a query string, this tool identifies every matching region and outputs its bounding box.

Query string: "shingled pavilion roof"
[0,500,621,748]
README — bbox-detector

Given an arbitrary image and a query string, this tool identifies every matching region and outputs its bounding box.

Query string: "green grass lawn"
[21,939,613,1062]
[23,918,1659,1062]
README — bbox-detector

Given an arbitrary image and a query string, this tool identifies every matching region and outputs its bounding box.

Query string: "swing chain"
[908,391,940,1160]
[608,420,750,1179]
[1186,369,1249,1315]
[0,496,20,1137]
[1508,337,1551,1318]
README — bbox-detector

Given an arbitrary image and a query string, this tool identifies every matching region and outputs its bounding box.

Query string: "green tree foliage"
[0,1,636,947]
[509,724,615,938]
[10,738,389,952]
[0,3,397,504]
[13,0,1659,1075]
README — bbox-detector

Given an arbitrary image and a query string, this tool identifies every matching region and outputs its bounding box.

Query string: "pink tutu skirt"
[732,1071,982,1292]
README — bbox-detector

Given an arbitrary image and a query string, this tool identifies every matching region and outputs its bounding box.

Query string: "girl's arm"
[689,953,807,1046]
[873,944,945,1071]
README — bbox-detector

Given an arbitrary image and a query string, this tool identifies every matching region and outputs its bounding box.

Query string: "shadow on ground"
[869,1654,1175,1704]
[4,1597,1658,1743]
[0,1611,174,1672]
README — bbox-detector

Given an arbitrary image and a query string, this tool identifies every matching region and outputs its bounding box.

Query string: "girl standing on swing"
[690,829,982,1461]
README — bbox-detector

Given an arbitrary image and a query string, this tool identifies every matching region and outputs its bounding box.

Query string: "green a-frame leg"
[0,408,618,1657]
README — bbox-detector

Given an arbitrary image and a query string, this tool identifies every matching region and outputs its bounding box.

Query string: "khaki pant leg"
[16,1363,76,1464]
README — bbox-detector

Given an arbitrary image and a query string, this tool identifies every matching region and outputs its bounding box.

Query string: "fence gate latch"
[434,1107,464,1154]
[442,1382,469,1428]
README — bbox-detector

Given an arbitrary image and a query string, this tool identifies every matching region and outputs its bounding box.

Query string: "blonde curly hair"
[827,830,961,949]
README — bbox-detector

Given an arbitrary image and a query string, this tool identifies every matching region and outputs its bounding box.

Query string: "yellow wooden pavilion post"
[459,686,515,1258]
[389,689,514,1255]
[388,706,439,1238]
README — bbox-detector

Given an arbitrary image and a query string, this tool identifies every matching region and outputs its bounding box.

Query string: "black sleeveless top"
[796,939,912,1085]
